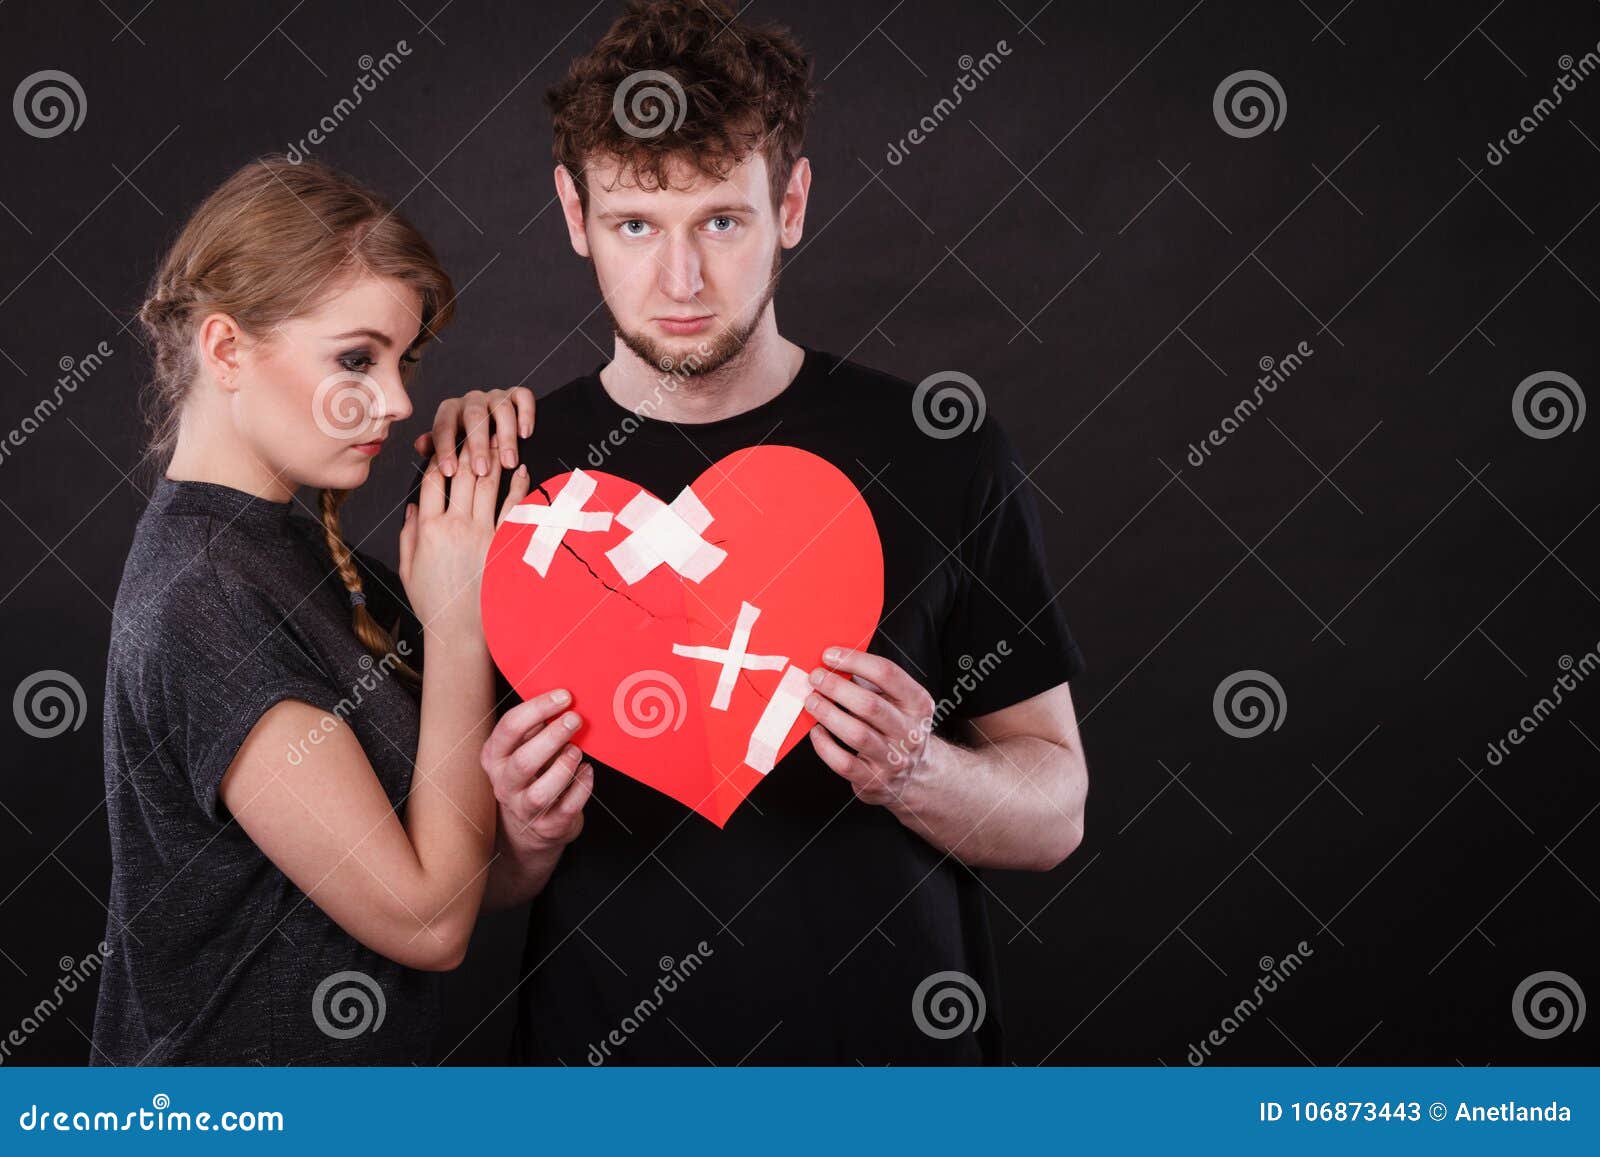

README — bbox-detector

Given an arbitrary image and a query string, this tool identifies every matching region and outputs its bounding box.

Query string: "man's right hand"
[480,689,593,882]
[413,386,536,478]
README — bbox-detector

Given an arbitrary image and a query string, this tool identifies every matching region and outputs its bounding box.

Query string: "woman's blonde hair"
[138,155,454,681]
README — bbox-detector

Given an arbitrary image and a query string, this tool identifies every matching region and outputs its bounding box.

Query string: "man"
[417,0,1088,1064]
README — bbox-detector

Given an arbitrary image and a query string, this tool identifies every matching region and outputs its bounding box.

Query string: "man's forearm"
[887,734,1086,871]
[481,835,565,910]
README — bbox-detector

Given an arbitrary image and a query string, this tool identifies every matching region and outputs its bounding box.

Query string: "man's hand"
[807,647,1087,871]
[478,689,594,909]
[805,647,937,807]
[413,386,536,477]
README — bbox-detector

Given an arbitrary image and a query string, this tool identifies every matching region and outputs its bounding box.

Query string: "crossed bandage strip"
[506,470,812,774]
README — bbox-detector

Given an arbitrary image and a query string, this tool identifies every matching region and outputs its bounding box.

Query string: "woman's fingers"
[511,386,536,439]
[417,458,446,519]
[460,392,494,476]
[398,502,417,579]
[494,465,531,527]
[448,458,489,515]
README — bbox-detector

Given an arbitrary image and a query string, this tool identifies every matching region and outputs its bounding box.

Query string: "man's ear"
[554,164,591,258]
[778,156,811,249]
[196,312,245,389]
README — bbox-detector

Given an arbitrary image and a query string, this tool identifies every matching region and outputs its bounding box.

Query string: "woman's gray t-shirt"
[91,477,438,1065]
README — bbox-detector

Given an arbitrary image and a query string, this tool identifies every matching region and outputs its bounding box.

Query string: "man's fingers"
[821,647,929,715]
[805,692,886,761]
[809,724,866,782]
[429,399,461,478]
[497,465,531,526]
[518,743,582,814]
[807,667,893,732]
[482,690,572,765]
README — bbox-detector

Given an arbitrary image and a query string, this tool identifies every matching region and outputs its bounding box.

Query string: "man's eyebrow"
[327,328,395,347]
[591,200,758,222]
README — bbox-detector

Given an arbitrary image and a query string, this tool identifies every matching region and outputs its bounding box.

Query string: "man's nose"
[657,235,704,302]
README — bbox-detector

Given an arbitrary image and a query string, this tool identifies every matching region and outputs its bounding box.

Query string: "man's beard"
[606,244,782,382]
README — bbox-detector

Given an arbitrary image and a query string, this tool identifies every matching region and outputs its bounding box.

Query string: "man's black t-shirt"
[497,346,1083,1064]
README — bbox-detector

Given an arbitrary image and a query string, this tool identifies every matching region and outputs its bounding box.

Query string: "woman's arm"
[217,461,530,970]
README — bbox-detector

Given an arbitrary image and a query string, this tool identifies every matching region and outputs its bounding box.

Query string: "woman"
[91,157,589,1064]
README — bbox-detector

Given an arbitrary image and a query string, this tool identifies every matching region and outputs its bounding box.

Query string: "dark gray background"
[1,0,1595,1065]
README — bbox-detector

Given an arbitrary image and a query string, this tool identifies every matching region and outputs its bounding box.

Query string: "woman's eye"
[400,354,421,375]
[338,352,375,372]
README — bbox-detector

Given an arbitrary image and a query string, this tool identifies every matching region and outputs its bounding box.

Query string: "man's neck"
[599,314,805,425]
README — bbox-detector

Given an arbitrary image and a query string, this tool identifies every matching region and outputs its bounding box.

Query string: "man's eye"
[707,216,736,232]
[620,220,650,237]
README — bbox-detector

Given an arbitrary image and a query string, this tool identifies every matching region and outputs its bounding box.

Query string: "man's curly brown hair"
[546,0,816,213]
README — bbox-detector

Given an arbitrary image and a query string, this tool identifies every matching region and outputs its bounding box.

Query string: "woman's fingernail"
[475,457,488,476]
[441,459,455,477]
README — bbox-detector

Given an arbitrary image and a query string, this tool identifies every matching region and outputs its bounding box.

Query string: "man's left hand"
[805,647,938,806]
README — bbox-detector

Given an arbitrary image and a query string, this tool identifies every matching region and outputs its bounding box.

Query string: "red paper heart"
[481,445,884,826]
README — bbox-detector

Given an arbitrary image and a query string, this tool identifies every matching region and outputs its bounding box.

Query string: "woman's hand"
[398,457,530,646]
[411,386,535,477]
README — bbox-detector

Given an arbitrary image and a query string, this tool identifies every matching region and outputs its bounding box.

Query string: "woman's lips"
[656,314,712,335]
[352,439,385,456]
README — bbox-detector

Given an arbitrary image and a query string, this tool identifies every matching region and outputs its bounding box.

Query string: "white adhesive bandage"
[671,601,788,711]
[744,665,814,774]
[502,469,613,577]
[605,485,727,584]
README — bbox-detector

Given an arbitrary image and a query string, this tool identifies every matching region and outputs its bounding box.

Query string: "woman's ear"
[195,311,244,389]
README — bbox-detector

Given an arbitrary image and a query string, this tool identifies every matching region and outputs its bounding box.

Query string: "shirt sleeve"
[937,419,1085,722]
[150,576,346,824]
